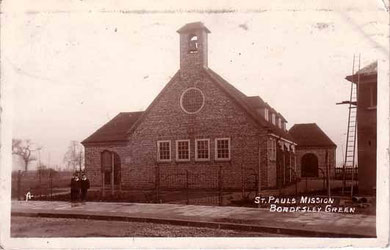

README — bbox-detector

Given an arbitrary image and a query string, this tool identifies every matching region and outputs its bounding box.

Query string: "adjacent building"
[345,61,377,196]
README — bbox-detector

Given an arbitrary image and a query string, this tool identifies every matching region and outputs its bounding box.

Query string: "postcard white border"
[1,0,389,249]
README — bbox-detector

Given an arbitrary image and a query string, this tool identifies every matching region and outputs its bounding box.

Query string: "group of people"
[70,172,90,203]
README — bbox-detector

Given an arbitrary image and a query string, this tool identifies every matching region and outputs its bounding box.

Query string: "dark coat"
[70,178,81,191]
[80,178,90,191]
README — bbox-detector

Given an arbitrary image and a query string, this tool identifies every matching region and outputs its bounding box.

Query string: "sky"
[2,1,388,170]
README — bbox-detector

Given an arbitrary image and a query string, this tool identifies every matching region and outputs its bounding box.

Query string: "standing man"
[80,173,90,203]
[70,173,81,205]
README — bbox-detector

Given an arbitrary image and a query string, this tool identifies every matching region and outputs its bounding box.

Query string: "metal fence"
[334,167,358,180]
[153,166,235,206]
[11,170,73,200]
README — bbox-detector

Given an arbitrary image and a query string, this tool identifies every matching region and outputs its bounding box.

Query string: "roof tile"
[289,123,336,147]
[82,112,143,144]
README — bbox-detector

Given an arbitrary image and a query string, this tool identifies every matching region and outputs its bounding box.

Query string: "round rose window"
[180,88,205,114]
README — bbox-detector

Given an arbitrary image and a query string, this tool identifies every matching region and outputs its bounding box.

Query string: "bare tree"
[12,139,40,172]
[63,141,84,172]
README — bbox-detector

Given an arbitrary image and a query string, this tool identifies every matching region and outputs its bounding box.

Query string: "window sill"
[195,159,211,162]
[215,158,231,162]
[176,159,190,163]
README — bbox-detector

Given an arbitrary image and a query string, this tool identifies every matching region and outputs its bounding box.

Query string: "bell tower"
[177,22,210,72]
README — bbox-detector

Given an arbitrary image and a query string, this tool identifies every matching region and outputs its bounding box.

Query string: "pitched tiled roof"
[356,61,377,75]
[289,123,336,147]
[84,68,295,144]
[82,112,143,144]
[205,68,294,142]
[346,61,377,83]
[246,96,267,109]
[245,96,287,122]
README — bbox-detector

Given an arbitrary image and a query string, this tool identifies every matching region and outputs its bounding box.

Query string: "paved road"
[11,216,286,237]
[11,201,376,237]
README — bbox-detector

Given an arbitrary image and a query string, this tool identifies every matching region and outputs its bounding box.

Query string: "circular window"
[180,87,205,114]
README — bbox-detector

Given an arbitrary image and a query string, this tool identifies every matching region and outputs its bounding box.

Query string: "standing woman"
[70,173,81,204]
[80,173,90,203]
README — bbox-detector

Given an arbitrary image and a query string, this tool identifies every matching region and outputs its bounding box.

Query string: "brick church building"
[82,22,305,193]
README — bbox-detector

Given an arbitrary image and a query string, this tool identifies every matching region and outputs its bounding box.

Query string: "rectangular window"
[278,118,282,128]
[264,108,269,121]
[215,138,231,161]
[272,114,276,125]
[273,139,277,160]
[268,138,277,161]
[176,140,190,161]
[195,139,210,161]
[157,140,171,162]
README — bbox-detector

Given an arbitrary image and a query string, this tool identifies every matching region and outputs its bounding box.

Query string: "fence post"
[49,170,53,200]
[241,164,245,199]
[326,150,331,198]
[305,177,308,193]
[342,165,346,195]
[102,172,105,198]
[218,166,222,206]
[17,170,21,201]
[351,166,354,197]
[38,169,42,198]
[155,165,160,203]
[186,170,189,205]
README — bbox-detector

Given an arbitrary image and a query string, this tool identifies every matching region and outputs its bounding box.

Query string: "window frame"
[157,140,171,162]
[272,113,276,125]
[264,108,269,121]
[175,139,190,162]
[278,118,282,129]
[215,138,231,161]
[268,138,277,161]
[195,139,210,161]
[180,87,205,114]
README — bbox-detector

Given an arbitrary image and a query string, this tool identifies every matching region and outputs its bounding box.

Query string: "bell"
[189,40,198,52]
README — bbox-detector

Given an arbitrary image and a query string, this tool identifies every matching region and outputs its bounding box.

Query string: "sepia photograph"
[1,0,389,249]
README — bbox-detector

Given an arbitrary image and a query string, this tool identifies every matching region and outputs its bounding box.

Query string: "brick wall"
[357,80,376,195]
[126,69,270,190]
[84,144,129,188]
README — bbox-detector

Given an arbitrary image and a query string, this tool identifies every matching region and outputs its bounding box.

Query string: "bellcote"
[177,22,210,71]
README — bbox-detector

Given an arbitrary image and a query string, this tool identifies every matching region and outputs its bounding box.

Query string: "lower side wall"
[295,147,336,178]
[84,140,276,191]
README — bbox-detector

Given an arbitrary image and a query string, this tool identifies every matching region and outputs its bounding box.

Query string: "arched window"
[189,35,198,53]
[100,150,121,185]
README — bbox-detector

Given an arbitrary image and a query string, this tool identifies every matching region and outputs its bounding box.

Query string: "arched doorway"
[301,153,318,177]
[101,150,121,186]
